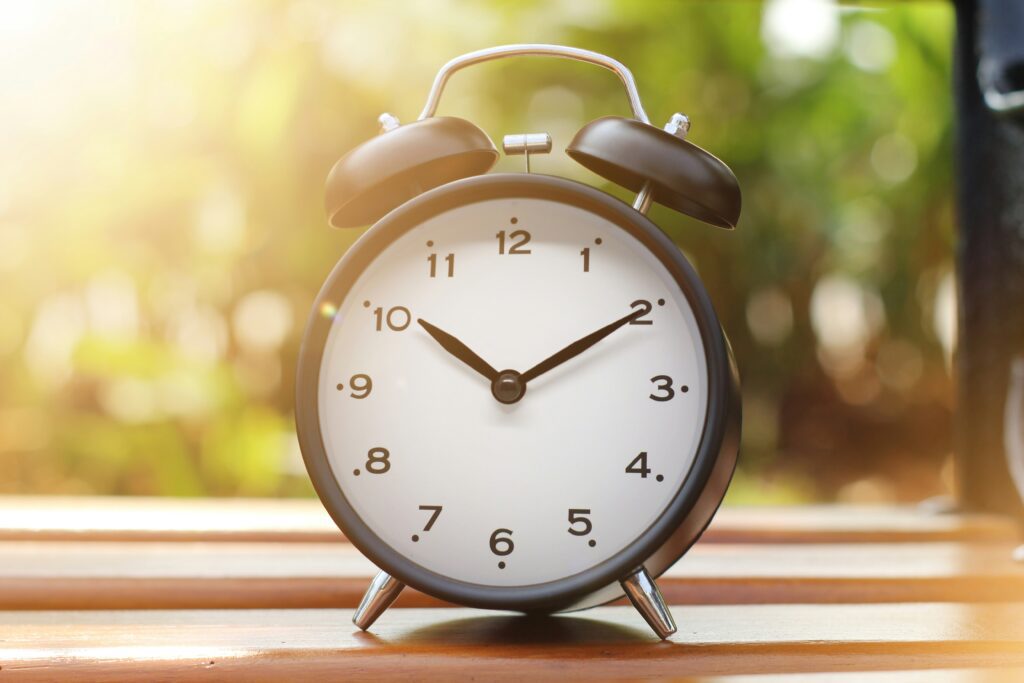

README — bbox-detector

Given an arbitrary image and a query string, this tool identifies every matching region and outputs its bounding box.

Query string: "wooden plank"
[2,540,1023,610]
[706,673,1024,682]
[0,496,341,543]
[0,605,1023,680]
[706,505,1019,544]
[0,497,1015,544]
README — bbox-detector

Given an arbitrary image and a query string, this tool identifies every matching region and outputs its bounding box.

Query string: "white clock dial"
[317,195,708,587]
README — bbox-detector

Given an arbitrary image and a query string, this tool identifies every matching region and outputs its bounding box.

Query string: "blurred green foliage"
[0,1,955,501]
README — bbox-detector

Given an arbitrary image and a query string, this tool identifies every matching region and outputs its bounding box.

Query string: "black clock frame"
[296,172,740,613]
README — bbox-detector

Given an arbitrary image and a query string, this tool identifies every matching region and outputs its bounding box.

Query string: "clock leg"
[620,567,677,639]
[352,570,405,631]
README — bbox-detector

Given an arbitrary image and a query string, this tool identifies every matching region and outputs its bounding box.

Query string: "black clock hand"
[520,308,643,384]
[417,318,500,382]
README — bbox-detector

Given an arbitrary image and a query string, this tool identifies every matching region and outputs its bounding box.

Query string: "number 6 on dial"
[489,528,514,556]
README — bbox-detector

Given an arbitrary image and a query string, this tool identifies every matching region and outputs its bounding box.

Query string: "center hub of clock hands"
[417,307,643,405]
[490,369,526,404]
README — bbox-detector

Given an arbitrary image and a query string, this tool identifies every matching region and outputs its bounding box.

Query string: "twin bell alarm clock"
[296,45,741,639]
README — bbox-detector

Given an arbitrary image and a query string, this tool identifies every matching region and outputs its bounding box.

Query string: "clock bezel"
[296,172,738,612]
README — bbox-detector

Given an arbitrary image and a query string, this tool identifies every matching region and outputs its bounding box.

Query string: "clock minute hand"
[520,309,642,384]
[417,318,500,382]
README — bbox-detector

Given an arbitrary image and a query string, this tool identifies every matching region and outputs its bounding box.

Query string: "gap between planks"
[0,541,1023,609]
[0,497,1015,544]
[1,605,1024,681]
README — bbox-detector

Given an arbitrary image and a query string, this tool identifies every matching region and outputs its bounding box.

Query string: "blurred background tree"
[0,0,955,502]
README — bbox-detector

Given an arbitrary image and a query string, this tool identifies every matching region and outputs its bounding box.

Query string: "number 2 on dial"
[629,299,653,325]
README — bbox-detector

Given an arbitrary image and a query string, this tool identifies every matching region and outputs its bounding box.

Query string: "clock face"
[312,185,710,588]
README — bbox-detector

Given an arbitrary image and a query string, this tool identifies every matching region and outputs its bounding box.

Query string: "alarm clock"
[296,45,741,639]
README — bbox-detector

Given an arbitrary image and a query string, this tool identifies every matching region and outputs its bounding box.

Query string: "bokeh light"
[0,0,957,502]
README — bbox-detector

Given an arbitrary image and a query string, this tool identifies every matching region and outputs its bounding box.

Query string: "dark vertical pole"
[953,0,1024,514]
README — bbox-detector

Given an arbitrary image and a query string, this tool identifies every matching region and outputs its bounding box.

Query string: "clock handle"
[620,567,677,640]
[417,44,650,124]
[352,570,406,631]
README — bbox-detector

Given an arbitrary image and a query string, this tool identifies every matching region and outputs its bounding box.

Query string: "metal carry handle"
[417,44,651,124]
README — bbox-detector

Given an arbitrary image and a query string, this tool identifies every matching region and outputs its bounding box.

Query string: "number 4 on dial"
[626,451,663,481]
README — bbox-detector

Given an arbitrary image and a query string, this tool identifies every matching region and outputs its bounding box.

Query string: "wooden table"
[0,496,1022,680]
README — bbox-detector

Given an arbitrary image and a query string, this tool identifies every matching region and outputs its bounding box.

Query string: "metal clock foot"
[352,570,405,631]
[620,567,677,639]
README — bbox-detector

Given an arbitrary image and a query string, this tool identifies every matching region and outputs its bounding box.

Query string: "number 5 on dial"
[567,509,592,536]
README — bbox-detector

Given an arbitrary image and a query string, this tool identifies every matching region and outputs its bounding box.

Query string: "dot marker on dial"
[681,385,689,393]
[363,300,371,308]
[353,469,361,476]
[656,474,664,482]
[588,539,596,548]
[595,237,603,245]
[426,240,434,247]
[510,217,518,224]
[657,298,665,306]
[411,534,420,543]
[498,561,506,569]
[336,383,344,391]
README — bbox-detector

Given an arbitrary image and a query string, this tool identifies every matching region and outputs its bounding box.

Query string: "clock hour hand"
[417,318,500,382]
[520,308,643,384]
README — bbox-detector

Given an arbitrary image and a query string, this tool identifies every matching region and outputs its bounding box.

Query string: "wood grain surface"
[1,540,1023,610]
[0,496,1015,543]
[0,605,1023,681]
[2,499,1022,679]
